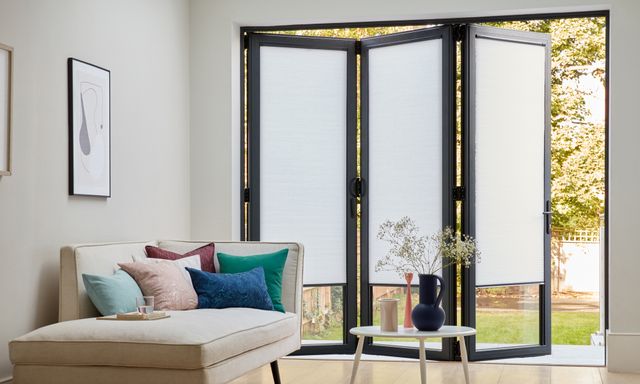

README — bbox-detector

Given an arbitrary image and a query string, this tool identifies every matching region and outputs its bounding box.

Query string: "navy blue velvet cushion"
[186,267,274,311]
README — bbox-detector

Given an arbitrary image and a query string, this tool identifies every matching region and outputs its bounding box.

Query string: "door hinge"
[452,24,466,42]
[454,339,462,359]
[355,40,362,56]
[243,188,251,203]
[453,186,465,201]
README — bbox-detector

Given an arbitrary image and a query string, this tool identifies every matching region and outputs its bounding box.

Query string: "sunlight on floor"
[230,359,639,384]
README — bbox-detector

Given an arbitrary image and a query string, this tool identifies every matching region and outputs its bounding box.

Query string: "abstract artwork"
[68,58,110,196]
[0,43,12,176]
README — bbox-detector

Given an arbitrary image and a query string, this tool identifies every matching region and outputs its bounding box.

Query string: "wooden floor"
[230,358,640,384]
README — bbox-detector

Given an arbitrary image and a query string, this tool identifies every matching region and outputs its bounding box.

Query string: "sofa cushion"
[133,254,201,285]
[10,308,298,370]
[118,261,198,311]
[187,267,274,311]
[217,248,288,312]
[82,269,143,316]
[146,243,215,273]
[156,241,302,314]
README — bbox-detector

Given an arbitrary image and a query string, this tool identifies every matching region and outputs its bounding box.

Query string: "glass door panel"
[246,33,358,353]
[475,284,541,349]
[462,25,552,360]
[360,26,456,360]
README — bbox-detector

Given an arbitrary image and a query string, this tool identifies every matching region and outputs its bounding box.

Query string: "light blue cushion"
[82,270,143,316]
[186,267,274,311]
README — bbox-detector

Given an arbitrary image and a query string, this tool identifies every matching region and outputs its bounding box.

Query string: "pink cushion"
[118,262,198,311]
[146,243,216,273]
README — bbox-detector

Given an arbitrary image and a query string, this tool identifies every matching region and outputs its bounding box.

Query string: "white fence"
[552,229,600,293]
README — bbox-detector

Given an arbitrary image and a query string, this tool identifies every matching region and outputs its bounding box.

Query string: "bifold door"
[462,25,552,360]
[246,34,358,354]
[359,26,457,360]
[245,23,551,360]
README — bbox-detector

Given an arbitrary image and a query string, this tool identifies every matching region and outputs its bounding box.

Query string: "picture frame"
[68,58,111,197]
[0,43,13,176]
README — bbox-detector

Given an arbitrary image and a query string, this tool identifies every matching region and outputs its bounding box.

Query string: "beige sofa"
[9,240,304,384]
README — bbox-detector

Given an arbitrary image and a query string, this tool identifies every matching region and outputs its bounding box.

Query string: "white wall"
[189,0,640,373]
[0,0,190,379]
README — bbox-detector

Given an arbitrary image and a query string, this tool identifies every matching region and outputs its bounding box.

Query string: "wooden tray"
[97,311,170,321]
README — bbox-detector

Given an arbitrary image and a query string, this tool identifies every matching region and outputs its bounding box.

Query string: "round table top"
[350,325,476,338]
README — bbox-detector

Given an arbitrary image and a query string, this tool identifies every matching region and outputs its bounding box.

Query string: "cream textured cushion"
[118,261,198,310]
[133,254,201,285]
[10,309,298,370]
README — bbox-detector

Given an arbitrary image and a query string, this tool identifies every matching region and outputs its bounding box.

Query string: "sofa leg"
[270,360,282,384]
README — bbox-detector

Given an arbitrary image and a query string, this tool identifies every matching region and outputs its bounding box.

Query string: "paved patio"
[300,341,605,366]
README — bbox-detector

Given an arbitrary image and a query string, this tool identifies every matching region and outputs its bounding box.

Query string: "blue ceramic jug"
[411,274,446,331]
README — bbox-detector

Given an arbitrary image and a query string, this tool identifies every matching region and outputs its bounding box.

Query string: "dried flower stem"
[375,217,480,277]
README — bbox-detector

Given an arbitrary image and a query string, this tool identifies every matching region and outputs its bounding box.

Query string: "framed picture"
[0,43,12,176]
[68,58,110,197]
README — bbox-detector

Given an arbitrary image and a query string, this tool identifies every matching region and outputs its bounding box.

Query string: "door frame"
[240,10,610,361]
[461,24,552,360]
[359,26,457,361]
[245,33,360,355]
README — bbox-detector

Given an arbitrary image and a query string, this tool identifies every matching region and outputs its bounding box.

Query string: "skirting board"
[607,331,640,373]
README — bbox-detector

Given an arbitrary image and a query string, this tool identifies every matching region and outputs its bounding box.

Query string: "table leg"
[349,335,365,384]
[459,336,470,384]
[419,338,426,384]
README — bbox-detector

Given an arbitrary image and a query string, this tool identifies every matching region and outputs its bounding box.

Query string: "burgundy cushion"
[145,243,216,273]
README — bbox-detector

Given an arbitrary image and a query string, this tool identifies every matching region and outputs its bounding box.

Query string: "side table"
[349,325,476,384]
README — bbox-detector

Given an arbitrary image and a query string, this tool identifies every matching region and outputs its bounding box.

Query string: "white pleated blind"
[367,39,444,285]
[259,46,347,285]
[474,37,546,286]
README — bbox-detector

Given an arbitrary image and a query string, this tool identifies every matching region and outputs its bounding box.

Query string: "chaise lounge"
[9,240,303,384]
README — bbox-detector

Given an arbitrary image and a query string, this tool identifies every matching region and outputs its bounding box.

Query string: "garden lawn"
[476,310,599,345]
[303,310,599,346]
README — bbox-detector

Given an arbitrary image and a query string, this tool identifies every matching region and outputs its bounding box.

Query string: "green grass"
[304,309,599,346]
[551,311,600,345]
[477,310,599,345]
[476,310,539,345]
[303,321,343,341]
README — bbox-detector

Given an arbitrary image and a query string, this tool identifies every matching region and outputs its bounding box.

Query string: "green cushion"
[82,269,144,316]
[217,248,288,313]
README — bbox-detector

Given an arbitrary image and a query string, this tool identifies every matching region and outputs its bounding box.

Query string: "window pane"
[302,286,344,345]
[371,285,442,351]
[476,284,540,349]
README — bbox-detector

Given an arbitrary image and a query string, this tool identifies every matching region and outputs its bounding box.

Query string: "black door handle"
[349,178,364,218]
[543,200,552,234]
